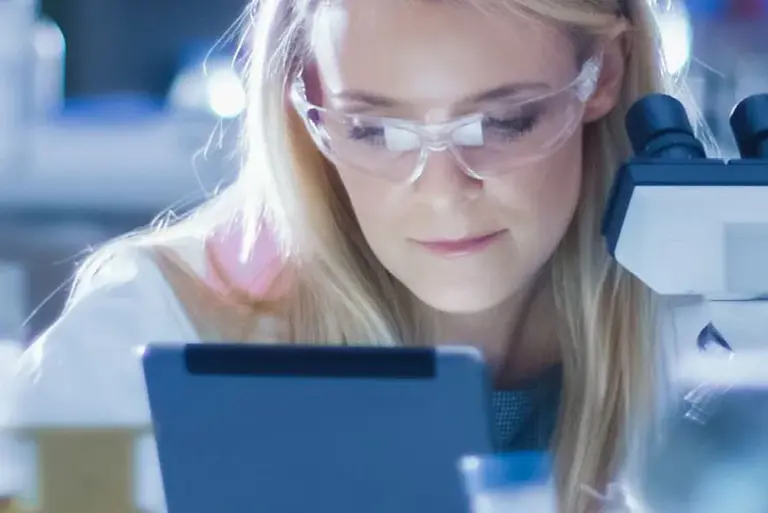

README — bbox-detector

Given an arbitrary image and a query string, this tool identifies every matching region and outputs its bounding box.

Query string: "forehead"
[309,0,577,107]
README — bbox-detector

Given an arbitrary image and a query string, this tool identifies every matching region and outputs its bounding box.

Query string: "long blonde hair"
[70,0,691,510]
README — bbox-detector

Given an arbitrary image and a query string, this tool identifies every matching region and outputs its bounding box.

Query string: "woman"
[8,0,707,511]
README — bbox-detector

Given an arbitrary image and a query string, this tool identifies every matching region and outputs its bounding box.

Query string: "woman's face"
[308,0,600,313]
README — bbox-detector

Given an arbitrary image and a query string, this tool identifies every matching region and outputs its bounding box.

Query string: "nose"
[411,149,483,207]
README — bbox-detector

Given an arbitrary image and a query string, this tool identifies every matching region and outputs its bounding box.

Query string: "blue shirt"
[492,365,562,451]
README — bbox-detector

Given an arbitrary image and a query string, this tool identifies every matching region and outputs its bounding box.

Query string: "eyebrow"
[331,81,552,110]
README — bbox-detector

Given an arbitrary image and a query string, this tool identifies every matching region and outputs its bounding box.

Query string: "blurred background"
[1,1,768,513]
[1,0,768,340]
[0,0,250,343]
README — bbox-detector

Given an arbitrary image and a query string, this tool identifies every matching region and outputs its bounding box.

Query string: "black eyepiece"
[730,94,768,159]
[625,94,706,159]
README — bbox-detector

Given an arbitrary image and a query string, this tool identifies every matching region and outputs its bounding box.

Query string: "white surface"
[615,185,768,296]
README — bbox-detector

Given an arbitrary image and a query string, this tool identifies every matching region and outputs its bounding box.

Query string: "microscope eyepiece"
[625,93,706,159]
[730,94,768,159]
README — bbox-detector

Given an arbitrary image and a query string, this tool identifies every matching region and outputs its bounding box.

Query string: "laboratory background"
[1,0,768,512]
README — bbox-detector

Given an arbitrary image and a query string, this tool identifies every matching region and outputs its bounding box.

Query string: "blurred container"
[460,451,556,513]
[32,16,65,121]
[0,0,35,172]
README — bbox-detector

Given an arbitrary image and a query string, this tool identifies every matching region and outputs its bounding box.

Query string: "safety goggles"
[290,54,603,182]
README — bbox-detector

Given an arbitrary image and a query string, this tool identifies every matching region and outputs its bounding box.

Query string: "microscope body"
[604,93,768,350]
[605,93,768,512]
[605,159,768,297]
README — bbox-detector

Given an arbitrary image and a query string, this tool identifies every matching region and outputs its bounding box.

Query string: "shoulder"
[5,243,199,428]
[5,218,288,428]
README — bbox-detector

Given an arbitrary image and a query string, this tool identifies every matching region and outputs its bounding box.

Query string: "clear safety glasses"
[290,54,603,182]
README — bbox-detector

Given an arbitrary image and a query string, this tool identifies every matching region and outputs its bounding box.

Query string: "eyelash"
[348,125,382,141]
[483,112,539,141]
[347,125,384,145]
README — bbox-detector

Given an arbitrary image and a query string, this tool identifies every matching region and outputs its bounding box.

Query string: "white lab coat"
[0,236,712,513]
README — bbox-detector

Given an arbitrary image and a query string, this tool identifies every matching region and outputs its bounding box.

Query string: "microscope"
[603,93,768,512]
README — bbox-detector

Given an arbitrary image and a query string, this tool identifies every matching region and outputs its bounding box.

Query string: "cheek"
[493,133,583,247]
[334,165,400,241]
[536,137,583,226]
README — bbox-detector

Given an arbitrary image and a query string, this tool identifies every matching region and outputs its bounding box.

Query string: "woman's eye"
[347,124,385,141]
[483,113,538,140]
[481,101,547,141]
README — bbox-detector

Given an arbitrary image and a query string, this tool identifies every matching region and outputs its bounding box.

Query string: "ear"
[283,62,324,110]
[583,21,630,123]
[302,62,324,106]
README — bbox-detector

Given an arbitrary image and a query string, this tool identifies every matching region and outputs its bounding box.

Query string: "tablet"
[142,343,495,513]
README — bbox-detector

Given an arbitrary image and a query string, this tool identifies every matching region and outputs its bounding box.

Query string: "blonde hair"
[70,0,696,511]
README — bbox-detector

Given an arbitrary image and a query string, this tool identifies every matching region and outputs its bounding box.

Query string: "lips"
[410,230,507,257]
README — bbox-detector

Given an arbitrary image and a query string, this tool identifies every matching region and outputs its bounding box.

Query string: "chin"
[411,285,514,314]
